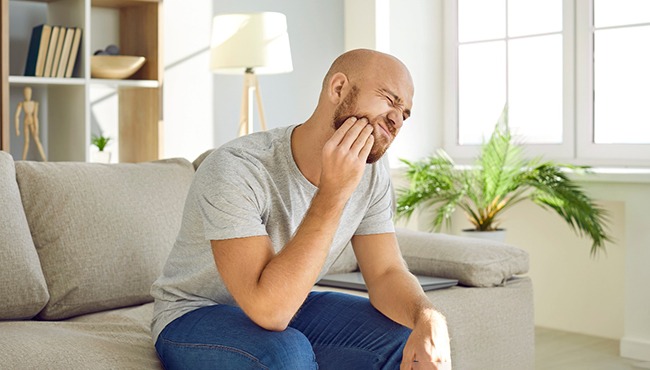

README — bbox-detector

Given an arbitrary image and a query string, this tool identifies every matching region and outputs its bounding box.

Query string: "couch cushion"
[15,158,194,320]
[395,227,529,287]
[0,151,49,319]
[0,303,162,369]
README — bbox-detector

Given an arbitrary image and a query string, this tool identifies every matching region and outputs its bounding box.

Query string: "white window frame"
[444,0,650,167]
[575,0,650,166]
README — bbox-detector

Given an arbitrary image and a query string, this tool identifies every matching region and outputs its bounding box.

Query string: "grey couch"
[0,150,534,369]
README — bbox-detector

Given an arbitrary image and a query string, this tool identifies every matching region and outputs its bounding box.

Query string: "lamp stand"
[238,68,267,136]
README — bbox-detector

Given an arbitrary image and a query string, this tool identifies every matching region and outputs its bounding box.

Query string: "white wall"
[386,0,443,168]
[163,0,344,161]
[343,0,443,169]
[162,0,214,161]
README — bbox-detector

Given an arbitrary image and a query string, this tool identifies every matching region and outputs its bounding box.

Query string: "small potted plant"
[90,134,112,163]
[396,107,610,256]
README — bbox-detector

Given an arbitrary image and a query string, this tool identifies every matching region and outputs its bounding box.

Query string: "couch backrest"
[0,151,50,320]
[14,158,195,320]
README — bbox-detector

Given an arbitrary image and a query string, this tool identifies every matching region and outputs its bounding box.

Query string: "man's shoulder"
[217,126,292,156]
[199,125,295,173]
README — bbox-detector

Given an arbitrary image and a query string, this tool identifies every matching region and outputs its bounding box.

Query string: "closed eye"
[378,88,410,121]
[386,95,409,121]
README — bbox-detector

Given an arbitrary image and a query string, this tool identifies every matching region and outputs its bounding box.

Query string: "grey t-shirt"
[150,124,395,342]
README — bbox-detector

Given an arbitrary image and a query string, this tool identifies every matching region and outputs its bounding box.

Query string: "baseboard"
[621,337,650,361]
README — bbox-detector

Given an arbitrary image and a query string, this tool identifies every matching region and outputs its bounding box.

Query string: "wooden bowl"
[91,55,146,79]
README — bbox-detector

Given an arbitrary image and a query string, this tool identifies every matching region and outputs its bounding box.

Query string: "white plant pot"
[460,229,507,243]
[91,151,111,163]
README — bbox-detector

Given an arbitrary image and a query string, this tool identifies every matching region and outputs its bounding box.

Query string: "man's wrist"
[414,306,447,328]
[313,187,350,209]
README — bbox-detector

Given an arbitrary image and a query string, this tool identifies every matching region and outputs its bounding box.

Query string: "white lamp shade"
[210,12,293,75]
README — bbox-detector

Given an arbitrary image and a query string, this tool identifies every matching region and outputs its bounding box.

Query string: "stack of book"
[24,24,83,78]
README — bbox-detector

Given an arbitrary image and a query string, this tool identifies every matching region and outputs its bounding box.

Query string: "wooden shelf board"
[90,78,159,88]
[9,0,160,8]
[8,0,58,3]
[93,0,160,9]
[9,76,159,88]
[9,76,85,85]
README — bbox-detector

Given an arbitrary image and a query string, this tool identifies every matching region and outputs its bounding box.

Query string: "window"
[445,0,650,166]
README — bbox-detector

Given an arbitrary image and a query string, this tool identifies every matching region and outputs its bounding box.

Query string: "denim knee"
[156,327,317,370]
[257,327,317,369]
[155,305,318,370]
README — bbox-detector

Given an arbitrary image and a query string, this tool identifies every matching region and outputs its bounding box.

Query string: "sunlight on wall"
[386,0,443,169]
[162,0,214,161]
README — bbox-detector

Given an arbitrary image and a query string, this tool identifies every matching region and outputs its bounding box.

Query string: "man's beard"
[333,86,395,164]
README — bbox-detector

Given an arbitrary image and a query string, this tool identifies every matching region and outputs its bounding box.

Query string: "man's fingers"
[338,117,369,150]
[358,131,374,160]
[329,116,358,144]
[351,124,374,156]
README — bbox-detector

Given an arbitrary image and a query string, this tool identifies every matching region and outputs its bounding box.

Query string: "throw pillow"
[396,227,529,287]
[15,158,194,320]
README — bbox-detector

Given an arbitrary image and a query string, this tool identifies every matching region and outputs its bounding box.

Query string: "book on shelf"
[55,27,75,78]
[24,24,52,77]
[42,26,61,77]
[64,28,83,78]
[50,26,67,78]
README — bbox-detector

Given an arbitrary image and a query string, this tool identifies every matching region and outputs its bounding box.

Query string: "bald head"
[321,49,413,94]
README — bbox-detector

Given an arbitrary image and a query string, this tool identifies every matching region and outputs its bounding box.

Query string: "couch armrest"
[395,227,529,287]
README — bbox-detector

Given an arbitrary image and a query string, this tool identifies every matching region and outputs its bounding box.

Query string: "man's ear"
[327,72,348,104]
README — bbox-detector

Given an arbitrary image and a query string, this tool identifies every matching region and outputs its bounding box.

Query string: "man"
[151,49,451,369]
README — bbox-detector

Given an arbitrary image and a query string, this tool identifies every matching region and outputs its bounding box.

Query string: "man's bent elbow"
[247,307,292,332]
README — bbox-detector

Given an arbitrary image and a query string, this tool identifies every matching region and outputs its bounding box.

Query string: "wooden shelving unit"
[0,0,163,163]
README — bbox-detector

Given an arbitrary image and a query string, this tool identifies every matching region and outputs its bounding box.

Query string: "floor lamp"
[210,12,293,136]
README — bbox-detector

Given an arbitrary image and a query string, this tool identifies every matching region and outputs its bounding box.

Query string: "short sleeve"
[354,161,395,235]
[193,149,268,241]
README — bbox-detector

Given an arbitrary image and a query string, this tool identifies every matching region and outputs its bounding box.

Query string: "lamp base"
[239,70,267,136]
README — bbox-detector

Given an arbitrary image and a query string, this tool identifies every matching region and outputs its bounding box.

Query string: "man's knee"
[258,328,317,369]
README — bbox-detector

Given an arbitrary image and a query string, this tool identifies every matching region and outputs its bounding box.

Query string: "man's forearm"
[253,189,349,327]
[368,268,441,329]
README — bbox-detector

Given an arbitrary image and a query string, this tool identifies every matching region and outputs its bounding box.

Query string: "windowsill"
[568,167,650,184]
[390,165,650,185]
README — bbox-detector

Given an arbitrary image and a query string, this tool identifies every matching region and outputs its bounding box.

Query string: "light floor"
[535,327,650,370]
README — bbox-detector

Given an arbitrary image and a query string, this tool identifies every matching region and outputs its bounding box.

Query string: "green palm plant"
[396,108,610,256]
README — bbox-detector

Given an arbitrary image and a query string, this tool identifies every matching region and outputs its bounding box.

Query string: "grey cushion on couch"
[0,303,163,370]
[396,227,529,287]
[0,152,49,319]
[15,158,194,320]
[318,226,529,287]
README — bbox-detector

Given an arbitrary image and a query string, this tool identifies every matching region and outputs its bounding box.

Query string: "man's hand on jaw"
[319,116,373,200]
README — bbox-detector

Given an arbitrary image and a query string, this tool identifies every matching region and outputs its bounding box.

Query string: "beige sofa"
[0,150,534,369]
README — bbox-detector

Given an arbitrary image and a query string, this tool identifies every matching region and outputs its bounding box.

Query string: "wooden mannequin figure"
[15,86,47,161]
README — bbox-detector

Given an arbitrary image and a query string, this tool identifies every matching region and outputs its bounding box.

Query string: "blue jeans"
[155,291,412,369]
